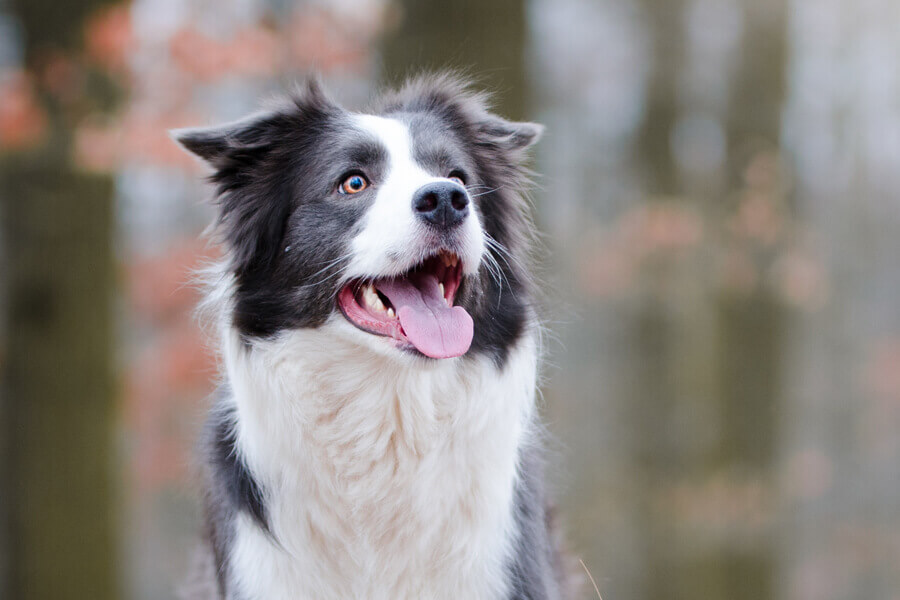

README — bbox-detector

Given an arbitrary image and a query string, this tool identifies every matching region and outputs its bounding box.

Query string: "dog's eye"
[448,170,466,186]
[339,174,369,195]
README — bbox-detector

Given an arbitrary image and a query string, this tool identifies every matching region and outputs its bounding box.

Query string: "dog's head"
[175,74,541,365]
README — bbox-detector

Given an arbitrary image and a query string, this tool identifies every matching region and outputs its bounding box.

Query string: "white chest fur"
[221,318,538,600]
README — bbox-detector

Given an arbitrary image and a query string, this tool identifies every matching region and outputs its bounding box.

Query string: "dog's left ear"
[477,115,544,153]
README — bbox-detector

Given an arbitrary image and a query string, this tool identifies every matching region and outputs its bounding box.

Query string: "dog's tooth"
[439,282,445,297]
[386,307,395,318]
[441,253,451,267]
[363,285,385,311]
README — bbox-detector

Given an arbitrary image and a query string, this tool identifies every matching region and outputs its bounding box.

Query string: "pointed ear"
[169,111,277,167]
[478,116,544,152]
[170,78,336,167]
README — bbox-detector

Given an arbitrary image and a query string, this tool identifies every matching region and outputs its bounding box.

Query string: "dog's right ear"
[170,78,336,169]
[171,113,286,277]
[171,80,338,278]
[169,111,277,169]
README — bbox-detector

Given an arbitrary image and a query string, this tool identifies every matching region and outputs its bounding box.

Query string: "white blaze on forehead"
[345,114,485,279]
[347,115,435,276]
[353,114,417,168]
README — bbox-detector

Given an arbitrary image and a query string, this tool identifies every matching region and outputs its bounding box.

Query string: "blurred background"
[1,0,899,598]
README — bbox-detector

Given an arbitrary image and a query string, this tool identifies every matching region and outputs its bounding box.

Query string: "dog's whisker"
[308,255,350,277]
[480,248,508,308]
[484,233,528,275]
[469,186,503,198]
[299,259,353,289]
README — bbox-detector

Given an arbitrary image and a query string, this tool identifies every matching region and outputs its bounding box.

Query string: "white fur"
[345,115,485,279]
[218,311,539,600]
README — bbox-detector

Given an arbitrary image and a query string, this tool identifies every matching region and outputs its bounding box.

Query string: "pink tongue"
[376,273,473,359]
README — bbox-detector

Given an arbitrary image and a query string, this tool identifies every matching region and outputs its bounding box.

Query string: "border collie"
[174,74,568,600]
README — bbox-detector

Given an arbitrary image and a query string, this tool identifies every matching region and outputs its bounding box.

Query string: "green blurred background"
[1,0,899,598]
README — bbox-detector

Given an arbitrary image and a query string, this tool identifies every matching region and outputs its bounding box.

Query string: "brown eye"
[448,170,466,186]
[340,174,369,194]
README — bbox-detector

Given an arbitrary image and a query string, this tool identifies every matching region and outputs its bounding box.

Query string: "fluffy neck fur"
[219,312,540,600]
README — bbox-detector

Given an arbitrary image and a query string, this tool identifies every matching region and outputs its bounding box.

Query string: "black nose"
[412,181,469,229]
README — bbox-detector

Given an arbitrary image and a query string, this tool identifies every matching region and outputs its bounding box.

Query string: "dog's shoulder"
[508,443,584,599]
[178,543,221,600]
[190,389,268,600]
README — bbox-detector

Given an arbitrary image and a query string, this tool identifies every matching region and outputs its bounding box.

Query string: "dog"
[174,74,568,600]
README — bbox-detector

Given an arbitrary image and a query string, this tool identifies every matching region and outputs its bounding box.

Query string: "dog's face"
[175,76,541,365]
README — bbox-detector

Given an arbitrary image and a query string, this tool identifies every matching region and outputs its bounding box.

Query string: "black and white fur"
[175,75,567,600]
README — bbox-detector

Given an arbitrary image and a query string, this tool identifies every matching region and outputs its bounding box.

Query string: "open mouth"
[337,250,474,359]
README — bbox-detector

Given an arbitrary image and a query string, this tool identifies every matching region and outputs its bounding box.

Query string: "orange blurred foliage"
[577,202,703,298]
[169,25,279,81]
[84,4,135,72]
[0,70,48,149]
[126,239,220,320]
[728,192,784,247]
[122,239,221,491]
[287,7,379,72]
[862,339,900,407]
[74,110,207,172]
[770,248,828,308]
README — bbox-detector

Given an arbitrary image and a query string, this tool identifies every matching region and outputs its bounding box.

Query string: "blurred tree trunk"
[630,1,787,599]
[1,163,115,600]
[1,1,119,598]
[628,2,687,599]
[636,0,685,195]
[380,0,529,121]
[707,3,788,597]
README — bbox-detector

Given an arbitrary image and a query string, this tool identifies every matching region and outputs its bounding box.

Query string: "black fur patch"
[208,401,268,531]
[200,394,268,597]
[506,445,563,599]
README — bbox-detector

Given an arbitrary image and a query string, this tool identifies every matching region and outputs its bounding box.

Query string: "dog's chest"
[224,329,537,600]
